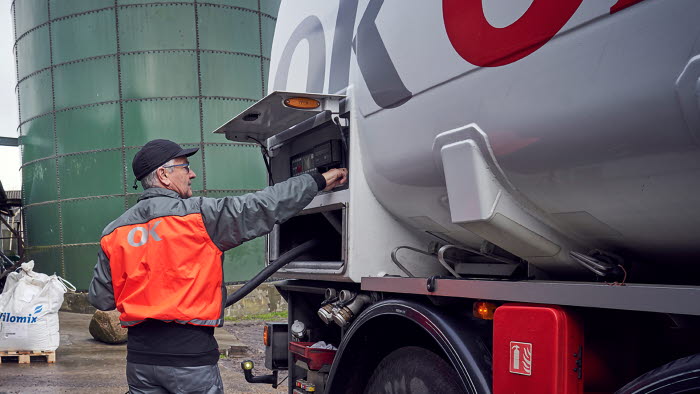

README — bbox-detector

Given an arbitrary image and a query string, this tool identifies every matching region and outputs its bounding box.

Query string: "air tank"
[14,0,280,289]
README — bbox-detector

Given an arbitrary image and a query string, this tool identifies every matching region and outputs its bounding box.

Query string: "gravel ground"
[0,316,289,394]
[220,320,289,393]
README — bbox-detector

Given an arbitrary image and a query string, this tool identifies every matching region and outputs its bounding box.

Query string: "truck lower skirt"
[362,277,700,316]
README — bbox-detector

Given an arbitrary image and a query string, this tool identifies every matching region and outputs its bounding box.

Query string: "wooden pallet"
[0,350,55,364]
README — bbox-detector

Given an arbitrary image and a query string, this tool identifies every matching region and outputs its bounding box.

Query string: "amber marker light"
[473,301,497,320]
[263,325,270,346]
[284,97,320,109]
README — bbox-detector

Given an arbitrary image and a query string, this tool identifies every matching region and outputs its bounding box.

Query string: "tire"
[616,353,700,394]
[364,346,466,394]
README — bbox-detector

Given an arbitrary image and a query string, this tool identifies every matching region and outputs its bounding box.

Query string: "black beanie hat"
[132,139,199,181]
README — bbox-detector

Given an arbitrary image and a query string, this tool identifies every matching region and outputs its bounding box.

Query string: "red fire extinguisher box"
[493,303,583,394]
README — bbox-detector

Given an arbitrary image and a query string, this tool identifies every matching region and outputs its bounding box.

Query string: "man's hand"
[322,168,348,191]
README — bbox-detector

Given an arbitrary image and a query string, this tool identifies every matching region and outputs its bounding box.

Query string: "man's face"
[166,156,196,198]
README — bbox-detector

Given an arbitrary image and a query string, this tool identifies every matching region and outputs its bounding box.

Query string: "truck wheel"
[616,353,700,393]
[364,346,465,394]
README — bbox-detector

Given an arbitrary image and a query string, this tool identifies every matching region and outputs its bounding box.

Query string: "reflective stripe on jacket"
[88,174,319,327]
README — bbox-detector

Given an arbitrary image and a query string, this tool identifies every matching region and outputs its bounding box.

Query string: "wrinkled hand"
[322,168,348,191]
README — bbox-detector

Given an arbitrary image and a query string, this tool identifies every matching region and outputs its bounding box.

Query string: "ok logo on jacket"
[127,220,163,247]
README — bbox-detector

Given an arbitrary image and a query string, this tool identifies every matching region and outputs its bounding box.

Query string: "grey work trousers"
[126,362,224,394]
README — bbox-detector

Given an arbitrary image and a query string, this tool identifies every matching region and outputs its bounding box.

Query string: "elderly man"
[88,139,347,393]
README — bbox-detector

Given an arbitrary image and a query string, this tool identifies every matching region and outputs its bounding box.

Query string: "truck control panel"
[213,92,350,274]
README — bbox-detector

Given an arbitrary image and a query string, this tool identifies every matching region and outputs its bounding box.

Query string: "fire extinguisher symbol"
[509,341,532,376]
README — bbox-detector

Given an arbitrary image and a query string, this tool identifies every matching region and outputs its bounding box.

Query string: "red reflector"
[493,304,583,394]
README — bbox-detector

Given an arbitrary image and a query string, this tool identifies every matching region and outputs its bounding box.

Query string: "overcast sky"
[1,1,21,191]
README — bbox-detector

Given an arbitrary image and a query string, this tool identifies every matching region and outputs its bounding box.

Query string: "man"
[88,139,347,393]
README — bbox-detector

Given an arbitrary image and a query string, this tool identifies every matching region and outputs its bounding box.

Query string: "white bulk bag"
[0,261,75,351]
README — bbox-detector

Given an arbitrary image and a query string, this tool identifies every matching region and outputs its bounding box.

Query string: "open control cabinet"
[270,203,347,273]
[267,112,349,274]
[214,92,349,275]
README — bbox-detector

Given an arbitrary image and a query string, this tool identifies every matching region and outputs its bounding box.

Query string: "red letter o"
[443,0,583,67]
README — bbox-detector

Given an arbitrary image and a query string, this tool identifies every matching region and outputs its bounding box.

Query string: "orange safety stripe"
[101,213,223,326]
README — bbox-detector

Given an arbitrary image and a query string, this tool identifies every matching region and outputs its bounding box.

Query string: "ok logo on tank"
[127,220,163,247]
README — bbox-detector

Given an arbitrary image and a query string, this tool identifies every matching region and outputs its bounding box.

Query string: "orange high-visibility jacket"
[88,175,319,327]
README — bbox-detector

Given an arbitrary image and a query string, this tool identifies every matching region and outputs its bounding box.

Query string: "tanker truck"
[214,0,700,392]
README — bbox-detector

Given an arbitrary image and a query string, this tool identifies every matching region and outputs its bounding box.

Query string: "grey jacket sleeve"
[88,248,116,311]
[200,173,320,251]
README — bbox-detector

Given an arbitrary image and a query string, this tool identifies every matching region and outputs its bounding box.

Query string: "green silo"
[13,0,280,289]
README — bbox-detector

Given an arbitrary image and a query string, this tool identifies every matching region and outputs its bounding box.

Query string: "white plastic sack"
[0,261,75,351]
[310,341,337,350]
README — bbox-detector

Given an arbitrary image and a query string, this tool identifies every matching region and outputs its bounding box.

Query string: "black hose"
[247,136,274,185]
[333,116,349,154]
[225,239,321,307]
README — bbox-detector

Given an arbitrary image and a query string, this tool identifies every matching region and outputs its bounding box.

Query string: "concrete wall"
[223,283,288,319]
[61,282,288,319]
